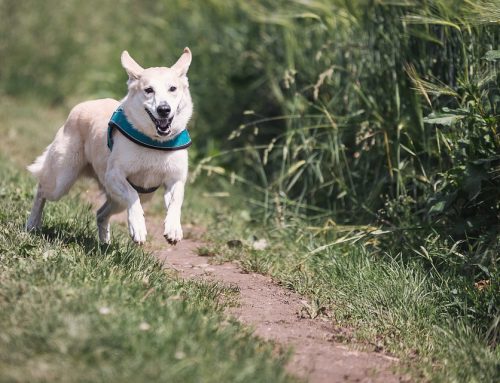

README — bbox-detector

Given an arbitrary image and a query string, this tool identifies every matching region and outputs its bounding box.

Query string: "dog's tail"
[26,112,87,201]
[27,144,51,179]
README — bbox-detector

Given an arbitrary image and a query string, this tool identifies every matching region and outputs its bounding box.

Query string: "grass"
[188,182,499,382]
[0,1,498,380]
[0,97,295,382]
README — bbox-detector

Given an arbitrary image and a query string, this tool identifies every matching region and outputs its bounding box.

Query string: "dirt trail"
[87,190,401,383]
[155,238,400,383]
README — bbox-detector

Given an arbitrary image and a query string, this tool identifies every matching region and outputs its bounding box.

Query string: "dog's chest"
[118,144,188,188]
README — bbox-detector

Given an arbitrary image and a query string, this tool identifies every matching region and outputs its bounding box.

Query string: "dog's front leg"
[163,180,185,244]
[105,168,147,244]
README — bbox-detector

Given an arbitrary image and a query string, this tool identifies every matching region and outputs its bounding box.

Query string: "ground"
[96,192,401,382]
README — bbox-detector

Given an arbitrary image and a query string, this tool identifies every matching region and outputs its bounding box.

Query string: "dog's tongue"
[159,119,169,129]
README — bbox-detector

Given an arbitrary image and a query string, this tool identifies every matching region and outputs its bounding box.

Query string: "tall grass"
[195,0,500,345]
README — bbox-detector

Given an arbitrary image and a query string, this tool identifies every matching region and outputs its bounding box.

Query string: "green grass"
[0,0,498,379]
[0,98,295,383]
[188,185,499,382]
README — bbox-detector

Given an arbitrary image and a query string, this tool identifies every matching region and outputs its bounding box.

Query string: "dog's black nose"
[157,104,171,118]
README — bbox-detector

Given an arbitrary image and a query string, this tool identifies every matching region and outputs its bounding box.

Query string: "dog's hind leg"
[26,124,87,230]
[96,198,124,244]
[40,151,86,202]
[26,186,46,231]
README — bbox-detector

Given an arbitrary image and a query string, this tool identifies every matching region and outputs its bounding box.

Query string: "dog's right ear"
[121,51,144,80]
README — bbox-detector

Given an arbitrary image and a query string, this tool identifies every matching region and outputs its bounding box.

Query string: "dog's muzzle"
[145,108,174,136]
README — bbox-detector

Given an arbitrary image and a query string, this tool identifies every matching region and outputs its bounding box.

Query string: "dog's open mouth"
[145,109,174,136]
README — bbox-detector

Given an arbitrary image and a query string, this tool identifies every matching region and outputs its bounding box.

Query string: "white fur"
[26,48,193,245]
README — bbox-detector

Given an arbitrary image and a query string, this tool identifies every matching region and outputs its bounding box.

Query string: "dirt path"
[88,190,401,383]
[155,238,400,383]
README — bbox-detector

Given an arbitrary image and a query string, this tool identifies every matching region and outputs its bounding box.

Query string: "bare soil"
[156,239,400,383]
[86,190,403,383]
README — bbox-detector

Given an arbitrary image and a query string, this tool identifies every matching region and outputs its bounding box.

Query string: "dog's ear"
[171,47,192,77]
[121,51,144,80]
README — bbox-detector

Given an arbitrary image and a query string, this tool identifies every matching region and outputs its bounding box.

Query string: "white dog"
[26,48,193,245]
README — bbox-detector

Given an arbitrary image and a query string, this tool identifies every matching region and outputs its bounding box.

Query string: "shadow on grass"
[37,223,120,256]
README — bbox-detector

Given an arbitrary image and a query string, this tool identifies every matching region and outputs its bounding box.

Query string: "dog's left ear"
[171,47,192,77]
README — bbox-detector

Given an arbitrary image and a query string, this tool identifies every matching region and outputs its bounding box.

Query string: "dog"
[26,48,193,245]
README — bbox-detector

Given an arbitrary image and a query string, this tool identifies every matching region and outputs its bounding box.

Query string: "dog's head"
[120,48,192,139]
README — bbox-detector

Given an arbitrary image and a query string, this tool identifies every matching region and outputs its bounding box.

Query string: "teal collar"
[107,107,192,151]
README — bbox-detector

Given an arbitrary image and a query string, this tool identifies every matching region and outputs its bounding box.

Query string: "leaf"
[252,239,268,251]
[424,113,465,126]
[284,160,306,178]
[484,50,500,62]
[370,229,392,235]
[403,15,461,31]
[476,264,491,277]
[336,190,347,199]
[428,200,446,215]
[474,279,490,291]
[292,12,322,21]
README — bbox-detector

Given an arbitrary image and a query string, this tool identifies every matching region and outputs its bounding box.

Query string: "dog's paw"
[129,222,147,244]
[98,222,111,244]
[26,215,42,232]
[25,220,41,232]
[164,222,183,245]
[128,213,147,245]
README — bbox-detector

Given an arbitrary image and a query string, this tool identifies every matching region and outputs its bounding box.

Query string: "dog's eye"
[144,87,154,94]
[169,86,177,92]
